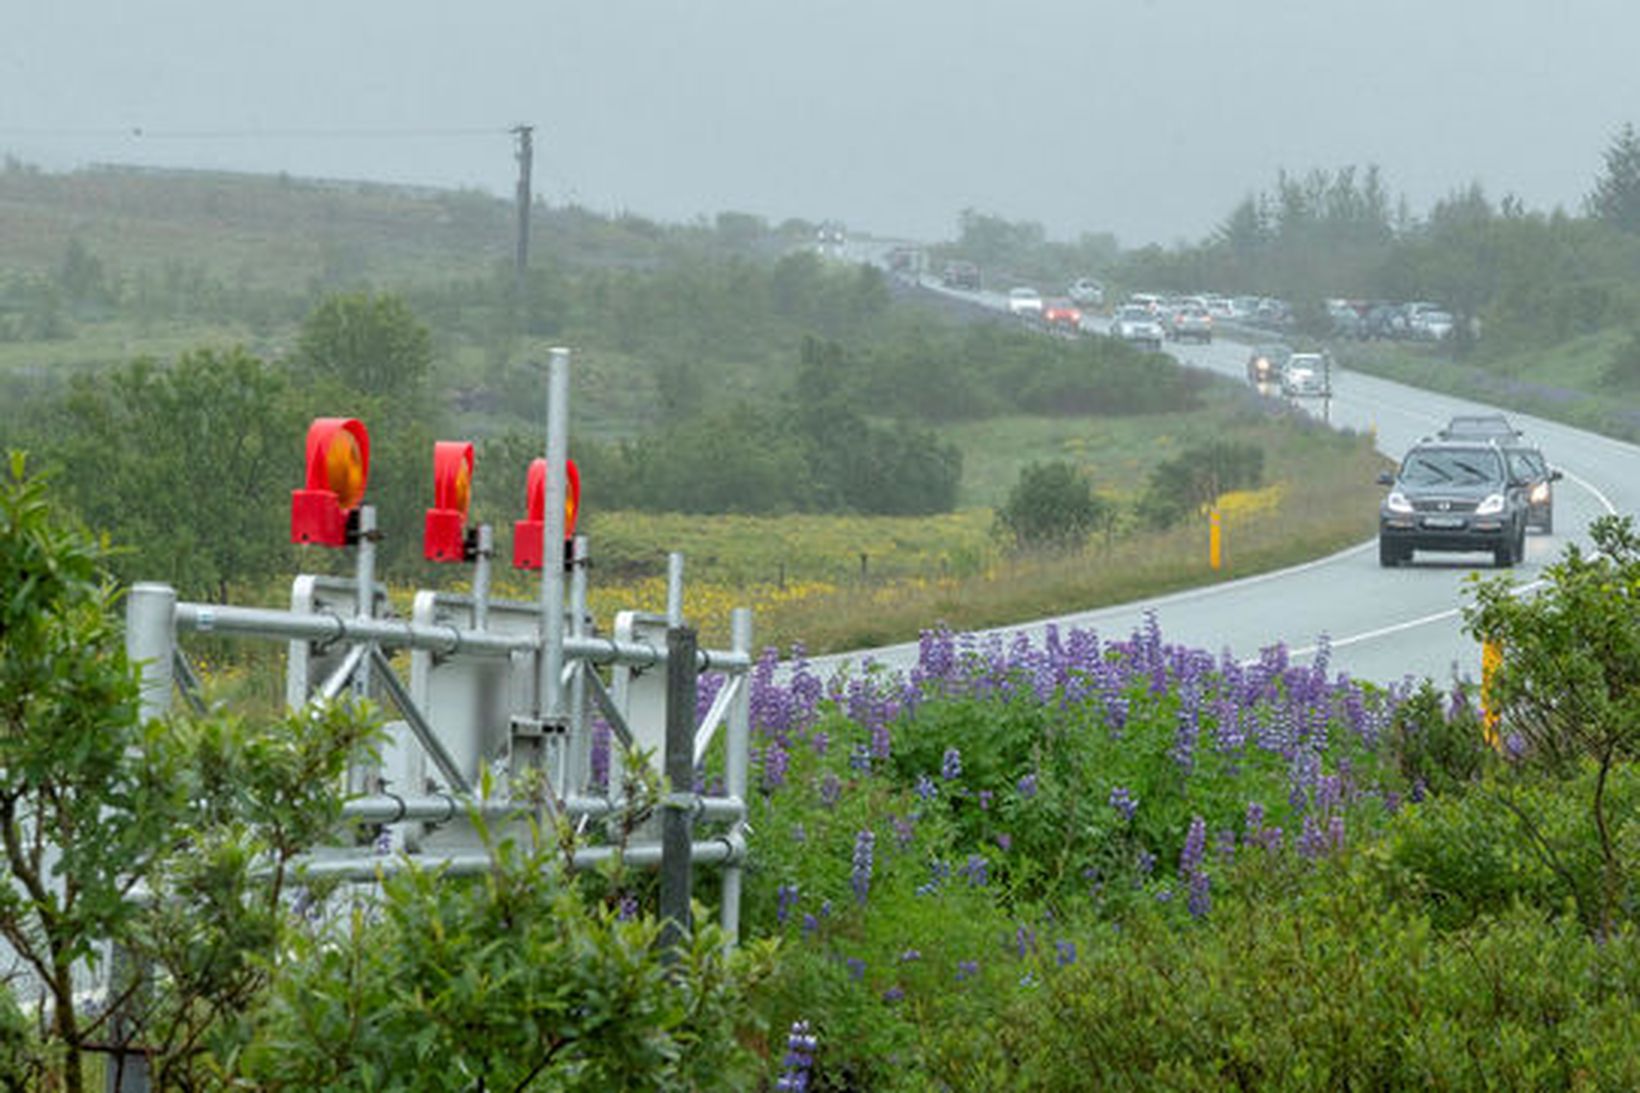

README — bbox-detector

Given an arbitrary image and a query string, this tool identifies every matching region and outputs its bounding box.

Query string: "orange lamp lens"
[325,430,365,509]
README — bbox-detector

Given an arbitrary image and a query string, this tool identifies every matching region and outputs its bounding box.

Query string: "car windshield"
[1012,289,1038,299]
[1400,448,1503,486]
[1118,307,1149,320]
[1507,449,1547,478]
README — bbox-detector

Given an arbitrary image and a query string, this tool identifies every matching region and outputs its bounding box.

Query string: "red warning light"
[513,457,580,570]
[424,441,476,562]
[291,418,370,546]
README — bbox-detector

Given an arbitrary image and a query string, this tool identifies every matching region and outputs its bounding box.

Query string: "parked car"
[1413,309,1456,341]
[1109,305,1165,350]
[1007,287,1044,317]
[1246,344,1292,387]
[1377,440,1530,568]
[1503,443,1562,534]
[1280,352,1331,397]
[1167,303,1213,343]
[1067,277,1105,307]
[941,260,981,290]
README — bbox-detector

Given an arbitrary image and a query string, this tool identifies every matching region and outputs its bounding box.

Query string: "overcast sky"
[6,0,1639,247]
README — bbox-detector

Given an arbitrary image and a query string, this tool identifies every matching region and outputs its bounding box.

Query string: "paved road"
[811,265,1634,690]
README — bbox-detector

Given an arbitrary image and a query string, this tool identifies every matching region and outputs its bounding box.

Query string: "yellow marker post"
[1209,508,1223,571]
[1481,638,1503,749]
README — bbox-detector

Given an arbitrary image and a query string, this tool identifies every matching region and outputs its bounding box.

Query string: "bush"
[994,460,1111,551]
[1135,439,1264,529]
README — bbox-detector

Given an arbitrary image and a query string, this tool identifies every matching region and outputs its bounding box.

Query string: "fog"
[6,0,1638,246]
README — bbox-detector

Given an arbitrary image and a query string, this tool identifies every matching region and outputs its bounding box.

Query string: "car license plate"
[1422,516,1464,529]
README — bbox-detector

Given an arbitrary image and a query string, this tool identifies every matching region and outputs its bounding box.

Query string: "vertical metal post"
[471,523,493,632]
[1209,509,1223,571]
[109,585,173,1093]
[666,551,684,627]
[539,348,570,724]
[721,607,752,944]
[353,504,377,702]
[658,626,697,960]
[567,535,590,791]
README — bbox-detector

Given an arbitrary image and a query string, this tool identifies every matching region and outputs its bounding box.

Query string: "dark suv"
[1377,440,1530,568]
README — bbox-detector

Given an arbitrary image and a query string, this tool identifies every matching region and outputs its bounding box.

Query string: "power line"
[0,125,509,141]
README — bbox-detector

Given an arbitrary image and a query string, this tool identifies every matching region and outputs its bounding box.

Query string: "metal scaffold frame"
[123,347,753,942]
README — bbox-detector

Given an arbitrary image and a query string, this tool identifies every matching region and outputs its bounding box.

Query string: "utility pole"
[512,124,534,307]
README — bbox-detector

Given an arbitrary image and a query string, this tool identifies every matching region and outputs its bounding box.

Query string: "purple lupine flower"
[1055,940,1078,966]
[810,730,830,757]
[882,986,905,1003]
[978,789,993,811]
[791,822,807,844]
[846,957,866,981]
[941,746,963,781]
[1327,814,1346,852]
[851,829,876,905]
[899,948,921,963]
[1244,800,1265,837]
[617,893,640,921]
[1298,813,1327,860]
[956,960,979,982]
[1136,850,1157,877]
[995,832,1012,852]
[763,741,790,791]
[1179,816,1207,878]
[1186,869,1211,919]
[849,743,872,774]
[775,1020,818,1092]
[1014,925,1037,958]
[1109,786,1138,822]
[892,813,916,850]
[777,883,800,925]
[914,774,938,801]
[1016,772,1038,799]
[1214,828,1237,866]
[960,854,989,887]
[818,772,842,810]
[802,913,819,936]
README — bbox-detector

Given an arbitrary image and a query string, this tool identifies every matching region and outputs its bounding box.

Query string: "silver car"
[1109,305,1165,350]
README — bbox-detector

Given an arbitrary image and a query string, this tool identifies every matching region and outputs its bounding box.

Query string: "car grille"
[1411,498,1478,514]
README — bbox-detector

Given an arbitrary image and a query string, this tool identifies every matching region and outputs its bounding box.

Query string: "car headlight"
[1530,482,1550,503]
[1384,491,1413,514]
[1475,493,1506,516]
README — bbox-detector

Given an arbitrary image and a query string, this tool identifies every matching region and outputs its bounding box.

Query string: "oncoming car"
[1007,287,1044,317]
[1503,443,1561,534]
[1377,440,1530,568]
[1246,344,1292,388]
[1109,305,1165,350]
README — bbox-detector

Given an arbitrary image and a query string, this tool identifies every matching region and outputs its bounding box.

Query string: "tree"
[293,291,433,401]
[1465,515,1640,938]
[45,348,306,602]
[996,461,1110,551]
[1587,122,1640,234]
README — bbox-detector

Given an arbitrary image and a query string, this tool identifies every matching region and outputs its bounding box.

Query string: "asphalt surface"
[814,259,1634,690]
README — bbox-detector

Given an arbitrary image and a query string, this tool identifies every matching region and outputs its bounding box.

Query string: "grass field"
[477,404,1387,654]
[1337,333,1640,442]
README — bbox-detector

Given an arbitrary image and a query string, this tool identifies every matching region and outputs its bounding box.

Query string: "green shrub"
[994,460,1112,551]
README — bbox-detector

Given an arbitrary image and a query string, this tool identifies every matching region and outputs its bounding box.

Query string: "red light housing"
[423,441,476,562]
[512,457,581,570]
[291,417,370,546]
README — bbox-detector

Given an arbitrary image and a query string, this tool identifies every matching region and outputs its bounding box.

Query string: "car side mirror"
[1549,468,1564,482]
[1375,471,1394,487]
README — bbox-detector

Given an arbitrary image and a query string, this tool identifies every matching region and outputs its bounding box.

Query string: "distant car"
[1109,305,1165,350]
[1246,344,1292,387]
[1280,352,1331,397]
[1503,443,1562,534]
[1437,413,1521,442]
[1067,278,1105,307]
[1168,303,1213,343]
[1378,439,1530,568]
[1007,287,1044,317]
[1042,298,1083,330]
[941,260,982,290]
